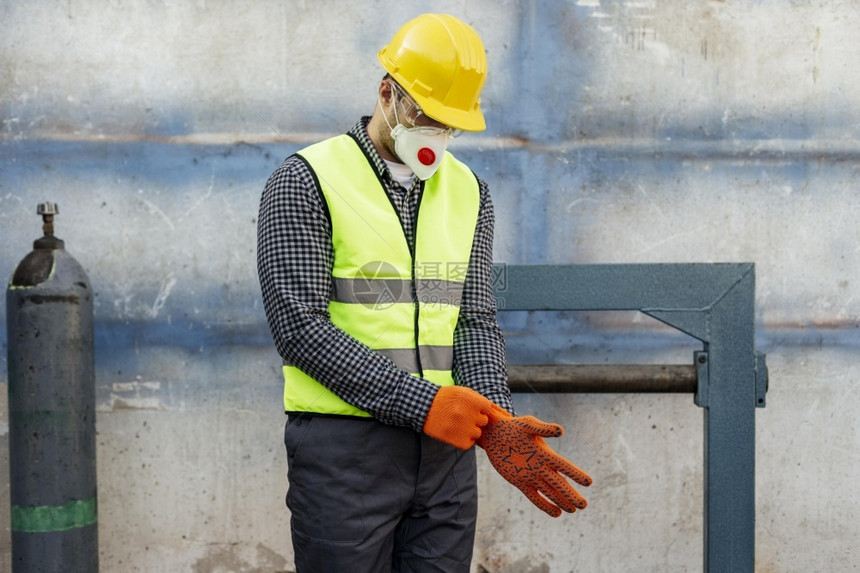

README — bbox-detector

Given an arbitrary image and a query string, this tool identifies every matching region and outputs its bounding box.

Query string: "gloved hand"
[423,385,496,450]
[478,404,592,517]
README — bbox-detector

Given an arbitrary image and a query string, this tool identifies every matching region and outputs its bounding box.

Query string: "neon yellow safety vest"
[282,134,481,416]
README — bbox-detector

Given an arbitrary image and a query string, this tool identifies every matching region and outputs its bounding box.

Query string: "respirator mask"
[379,82,460,180]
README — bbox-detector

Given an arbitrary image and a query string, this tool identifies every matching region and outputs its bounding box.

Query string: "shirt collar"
[349,117,389,178]
[349,116,418,190]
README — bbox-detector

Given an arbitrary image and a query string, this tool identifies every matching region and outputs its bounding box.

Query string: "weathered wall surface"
[1,1,858,571]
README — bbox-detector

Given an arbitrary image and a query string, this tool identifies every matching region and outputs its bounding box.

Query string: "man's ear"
[379,80,395,105]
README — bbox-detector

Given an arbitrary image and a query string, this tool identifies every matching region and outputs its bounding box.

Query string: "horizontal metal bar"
[506,364,697,393]
[494,263,754,315]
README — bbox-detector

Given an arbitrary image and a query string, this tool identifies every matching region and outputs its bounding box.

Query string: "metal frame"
[494,263,766,573]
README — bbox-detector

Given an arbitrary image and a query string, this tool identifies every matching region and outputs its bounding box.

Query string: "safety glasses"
[389,82,462,138]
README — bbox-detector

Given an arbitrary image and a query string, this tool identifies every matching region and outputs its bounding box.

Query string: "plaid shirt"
[257,118,512,432]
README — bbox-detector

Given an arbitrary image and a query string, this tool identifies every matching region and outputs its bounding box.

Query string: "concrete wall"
[1,1,858,571]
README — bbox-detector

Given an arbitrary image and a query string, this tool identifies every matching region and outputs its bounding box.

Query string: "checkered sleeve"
[256,152,440,432]
[452,177,515,415]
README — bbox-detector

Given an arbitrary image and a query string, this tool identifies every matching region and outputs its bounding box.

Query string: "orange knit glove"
[423,386,497,450]
[478,405,592,517]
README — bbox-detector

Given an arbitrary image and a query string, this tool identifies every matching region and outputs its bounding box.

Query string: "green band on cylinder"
[11,498,97,533]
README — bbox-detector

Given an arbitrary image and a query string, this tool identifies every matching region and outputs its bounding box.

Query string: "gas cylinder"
[6,203,98,572]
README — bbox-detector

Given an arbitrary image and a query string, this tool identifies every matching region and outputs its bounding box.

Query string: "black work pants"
[284,415,478,573]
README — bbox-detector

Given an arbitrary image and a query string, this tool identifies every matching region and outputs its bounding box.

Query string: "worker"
[256,13,592,572]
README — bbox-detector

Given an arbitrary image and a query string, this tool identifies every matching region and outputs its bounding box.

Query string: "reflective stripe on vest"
[282,133,480,416]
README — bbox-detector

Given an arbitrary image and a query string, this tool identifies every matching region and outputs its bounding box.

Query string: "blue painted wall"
[2,1,858,571]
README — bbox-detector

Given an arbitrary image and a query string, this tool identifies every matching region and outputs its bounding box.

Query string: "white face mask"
[390,124,449,180]
[379,88,450,180]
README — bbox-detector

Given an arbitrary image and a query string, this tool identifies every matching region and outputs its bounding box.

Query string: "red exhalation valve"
[417,148,436,166]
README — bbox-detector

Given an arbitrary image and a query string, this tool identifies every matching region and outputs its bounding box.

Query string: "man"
[257,13,592,572]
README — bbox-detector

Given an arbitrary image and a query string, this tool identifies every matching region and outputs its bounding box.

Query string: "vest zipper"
[363,145,425,378]
[411,181,425,377]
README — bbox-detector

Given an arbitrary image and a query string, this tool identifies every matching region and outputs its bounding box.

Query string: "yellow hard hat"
[378,14,487,132]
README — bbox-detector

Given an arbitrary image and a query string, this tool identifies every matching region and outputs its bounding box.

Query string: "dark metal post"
[698,267,756,572]
[6,203,99,572]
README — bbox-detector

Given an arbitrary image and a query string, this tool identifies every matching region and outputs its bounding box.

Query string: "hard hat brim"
[412,90,487,133]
